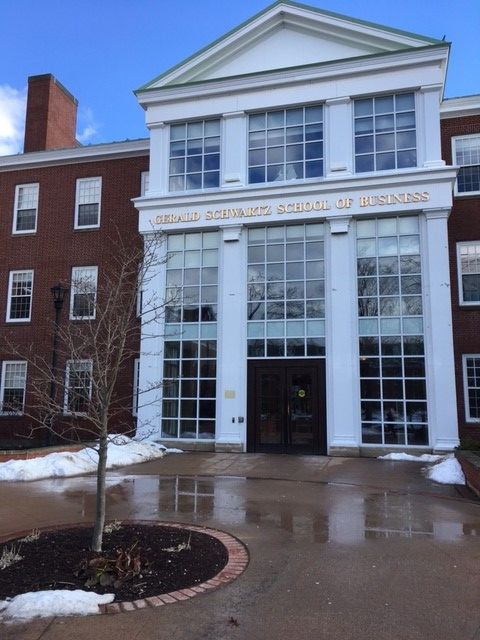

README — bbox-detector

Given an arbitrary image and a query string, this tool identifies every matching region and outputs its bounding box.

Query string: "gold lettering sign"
[150,192,430,225]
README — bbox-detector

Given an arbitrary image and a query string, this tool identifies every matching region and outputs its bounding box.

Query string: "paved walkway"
[1,452,479,640]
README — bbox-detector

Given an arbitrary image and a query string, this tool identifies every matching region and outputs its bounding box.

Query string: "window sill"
[454,191,480,199]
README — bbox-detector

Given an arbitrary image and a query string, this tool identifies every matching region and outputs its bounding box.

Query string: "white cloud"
[77,106,99,144]
[0,84,27,156]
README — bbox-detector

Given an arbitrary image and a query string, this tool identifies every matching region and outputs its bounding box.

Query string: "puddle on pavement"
[32,474,480,545]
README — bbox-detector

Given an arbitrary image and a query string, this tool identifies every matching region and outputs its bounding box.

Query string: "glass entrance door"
[248,359,326,454]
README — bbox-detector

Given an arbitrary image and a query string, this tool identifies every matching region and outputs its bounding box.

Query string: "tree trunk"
[91,432,108,552]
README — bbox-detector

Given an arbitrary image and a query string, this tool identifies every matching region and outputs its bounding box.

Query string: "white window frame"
[141,171,150,196]
[74,177,102,229]
[457,242,480,306]
[6,270,34,323]
[0,361,27,414]
[64,359,93,415]
[452,134,480,197]
[132,358,140,416]
[12,183,39,235]
[463,354,480,423]
[70,266,98,320]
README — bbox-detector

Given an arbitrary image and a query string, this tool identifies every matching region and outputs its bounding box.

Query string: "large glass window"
[13,184,38,234]
[169,120,220,191]
[162,232,219,439]
[354,93,416,173]
[248,106,323,184]
[0,361,27,413]
[357,216,428,446]
[457,242,480,305]
[75,177,101,228]
[247,224,325,357]
[453,135,480,195]
[463,355,480,422]
[6,270,33,322]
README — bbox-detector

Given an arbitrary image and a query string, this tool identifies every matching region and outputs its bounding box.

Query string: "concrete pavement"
[0,452,479,640]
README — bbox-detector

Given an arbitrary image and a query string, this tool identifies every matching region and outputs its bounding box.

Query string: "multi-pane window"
[169,120,220,191]
[0,362,27,413]
[7,270,33,322]
[453,135,480,195]
[65,360,92,414]
[248,106,323,184]
[354,93,416,173]
[247,224,325,358]
[141,171,150,196]
[70,267,98,319]
[162,232,219,439]
[75,177,101,228]
[457,242,480,305]
[357,216,428,446]
[463,355,480,422]
[13,184,39,234]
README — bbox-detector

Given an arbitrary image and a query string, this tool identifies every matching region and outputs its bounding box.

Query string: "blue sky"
[0,0,478,152]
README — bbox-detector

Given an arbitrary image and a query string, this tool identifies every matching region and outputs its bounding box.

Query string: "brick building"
[0,2,479,453]
[0,75,149,447]
[441,97,480,445]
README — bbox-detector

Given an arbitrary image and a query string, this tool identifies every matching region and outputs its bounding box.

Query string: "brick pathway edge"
[0,520,250,615]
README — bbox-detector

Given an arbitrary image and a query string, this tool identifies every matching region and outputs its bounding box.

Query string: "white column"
[221,111,247,188]
[135,232,166,440]
[423,209,459,451]
[326,216,360,454]
[215,225,247,451]
[147,122,168,195]
[325,97,353,178]
[418,85,445,169]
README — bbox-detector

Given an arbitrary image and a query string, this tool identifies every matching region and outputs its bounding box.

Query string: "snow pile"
[378,452,466,485]
[426,454,465,485]
[378,452,442,462]
[0,590,114,621]
[0,437,179,482]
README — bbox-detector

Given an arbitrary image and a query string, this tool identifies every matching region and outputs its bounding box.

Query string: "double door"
[247,359,326,454]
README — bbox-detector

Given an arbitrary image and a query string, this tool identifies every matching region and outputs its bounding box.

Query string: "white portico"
[134,1,459,455]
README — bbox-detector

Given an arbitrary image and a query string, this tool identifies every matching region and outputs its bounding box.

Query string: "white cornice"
[134,166,458,211]
[0,139,149,172]
[440,96,480,119]
[139,46,449,111]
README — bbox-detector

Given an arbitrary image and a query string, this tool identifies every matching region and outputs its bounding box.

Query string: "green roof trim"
[135,0,444,93]
[136,42,450,95]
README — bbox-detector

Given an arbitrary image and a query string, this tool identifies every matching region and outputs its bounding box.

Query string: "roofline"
[0,139,149,172]
[440,95,480,119]
[137,43,450,103]
[136,0,444,93]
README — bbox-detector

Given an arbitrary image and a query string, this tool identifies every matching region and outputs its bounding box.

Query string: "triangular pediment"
[138,1,442,91]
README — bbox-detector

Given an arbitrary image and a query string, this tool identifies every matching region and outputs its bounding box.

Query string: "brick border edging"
[0,520,249,616]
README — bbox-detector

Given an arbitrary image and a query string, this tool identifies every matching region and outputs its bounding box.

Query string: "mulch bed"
[0,524,228,602]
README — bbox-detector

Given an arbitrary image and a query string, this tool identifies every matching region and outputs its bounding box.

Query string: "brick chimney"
[23,74,79,152]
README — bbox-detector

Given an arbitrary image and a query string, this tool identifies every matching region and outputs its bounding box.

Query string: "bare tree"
[2,231,168,552]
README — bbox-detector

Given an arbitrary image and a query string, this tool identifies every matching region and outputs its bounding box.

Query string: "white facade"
[134,2,459,455]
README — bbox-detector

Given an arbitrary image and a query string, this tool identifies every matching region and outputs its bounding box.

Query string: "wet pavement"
[1,452,479,640]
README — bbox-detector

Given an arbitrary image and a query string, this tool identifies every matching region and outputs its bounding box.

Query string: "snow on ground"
[378,452,442,462]
[379,452,466,485]
[0,590,114,622]
[0,437,181,482]
[425,455,466,485]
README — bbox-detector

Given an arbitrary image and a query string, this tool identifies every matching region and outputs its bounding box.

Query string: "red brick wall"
[0,153,149,447]
[442,114,480,443]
